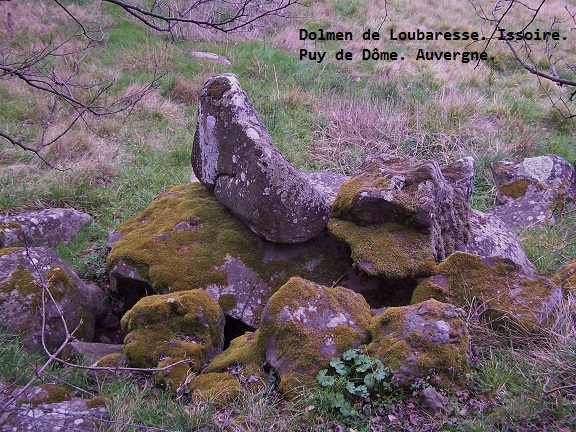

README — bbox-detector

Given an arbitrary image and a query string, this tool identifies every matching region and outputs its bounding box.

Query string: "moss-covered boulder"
[368,299,470,389]
[0,247,106,352]
[412,252,562,332]
[328,155,471,279]
[551,261,576,295]
[258,277,372,393]
[120,290,224,371]
[107,182,355,327]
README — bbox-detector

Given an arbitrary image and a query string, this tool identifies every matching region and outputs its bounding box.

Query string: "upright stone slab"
[192,73,330,243]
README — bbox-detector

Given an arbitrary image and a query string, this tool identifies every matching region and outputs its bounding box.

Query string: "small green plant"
[313,346,401,419]
[410,375,431,396]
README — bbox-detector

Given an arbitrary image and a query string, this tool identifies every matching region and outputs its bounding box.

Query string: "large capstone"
[107,183,358,328]
[191,73,330,243]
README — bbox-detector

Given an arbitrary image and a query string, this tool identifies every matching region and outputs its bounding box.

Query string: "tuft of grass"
[519,211,576,276]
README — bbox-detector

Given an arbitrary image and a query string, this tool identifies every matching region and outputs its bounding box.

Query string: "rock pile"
[2,73,576,413]
[103,73,576,397]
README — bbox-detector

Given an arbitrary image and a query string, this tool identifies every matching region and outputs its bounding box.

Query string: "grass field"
[1,0,576,430]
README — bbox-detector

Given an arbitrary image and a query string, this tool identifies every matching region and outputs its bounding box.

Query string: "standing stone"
[192,73,330,243]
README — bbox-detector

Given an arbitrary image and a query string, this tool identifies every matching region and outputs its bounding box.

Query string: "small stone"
[418,387,453,415]
[0,208,92,248]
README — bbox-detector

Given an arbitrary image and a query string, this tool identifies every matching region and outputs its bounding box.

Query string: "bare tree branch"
[1,0,298,164]
[471,0,576,117]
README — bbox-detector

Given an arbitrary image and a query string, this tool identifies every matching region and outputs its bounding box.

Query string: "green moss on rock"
[27,385,71,406]
[155,357,194,390]
[188,372,243,405]
[331,174,392,220]
[499,178,536,199]
[328,220,435,279]
[367,299,470,389]
[96,353,126,368]
[0,250,96,351]
[258,277,371,395]
[108,184,251,291]
[86,396,109,409]
[205,331,265,374]
[0,246,22,256]
[218,293,237,311]
[121,289,224,369]
[412,252,562,332]
[107,183,349,326]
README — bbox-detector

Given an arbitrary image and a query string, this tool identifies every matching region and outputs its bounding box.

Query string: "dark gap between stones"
[224,316,256,350]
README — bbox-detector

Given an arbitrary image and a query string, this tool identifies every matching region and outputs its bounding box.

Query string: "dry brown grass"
[123,84,185,122]
[311,84,501,174]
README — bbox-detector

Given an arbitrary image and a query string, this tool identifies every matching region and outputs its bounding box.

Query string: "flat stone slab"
[0,382,109,432]
[0,208,91,248]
